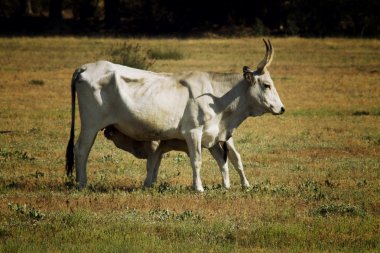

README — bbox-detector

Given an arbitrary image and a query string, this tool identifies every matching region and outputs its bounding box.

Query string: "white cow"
[103,126,250,189]
[66,39,284,192]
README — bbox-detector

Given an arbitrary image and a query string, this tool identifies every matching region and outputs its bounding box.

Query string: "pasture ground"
[0,37,379,252]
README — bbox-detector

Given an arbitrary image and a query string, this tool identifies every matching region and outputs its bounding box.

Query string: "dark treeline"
[0,0,379,37]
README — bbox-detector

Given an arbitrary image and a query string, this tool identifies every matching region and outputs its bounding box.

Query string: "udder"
[201,124,219,148]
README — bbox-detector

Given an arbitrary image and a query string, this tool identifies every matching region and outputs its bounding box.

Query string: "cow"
[103,126,250,189]
[66,39,284,192]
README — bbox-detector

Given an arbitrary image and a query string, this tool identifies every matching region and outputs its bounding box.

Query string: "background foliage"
[0,0,379,37]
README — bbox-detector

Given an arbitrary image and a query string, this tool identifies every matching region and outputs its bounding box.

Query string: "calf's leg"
[209,144,231,189]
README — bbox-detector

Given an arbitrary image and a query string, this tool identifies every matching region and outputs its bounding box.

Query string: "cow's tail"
[65,68,85,177]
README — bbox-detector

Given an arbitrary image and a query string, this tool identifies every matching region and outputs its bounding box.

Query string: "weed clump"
[248,180,291,196]
[352,111,370,116]
[297,180,326,200]
[148,208,203,222]
[8,202,45,221]
[157,182,172,194]
[311,203,366,218]
[29,79,44,86]
[152,182,190,194]
[0,149,35,162]
[104,43,155,70]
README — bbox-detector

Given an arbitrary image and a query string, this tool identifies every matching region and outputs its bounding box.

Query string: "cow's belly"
[114,117,183,141]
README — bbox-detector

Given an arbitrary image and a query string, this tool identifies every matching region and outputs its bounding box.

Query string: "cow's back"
[77,61,192,141]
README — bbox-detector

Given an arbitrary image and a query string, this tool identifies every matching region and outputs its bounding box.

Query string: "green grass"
[1,201,378,252]
[0,37,379,252]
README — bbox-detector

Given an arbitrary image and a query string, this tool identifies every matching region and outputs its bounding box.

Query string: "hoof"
[194,185,204,192]
[223,181,231,189]
[242,184,251,190]
[242,180,250,189]
[143,179,153,188]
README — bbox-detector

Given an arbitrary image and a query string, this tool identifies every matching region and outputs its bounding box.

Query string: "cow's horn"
[257,39,274,73]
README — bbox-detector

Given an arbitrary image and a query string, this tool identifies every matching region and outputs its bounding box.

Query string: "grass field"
[0,37,379,252]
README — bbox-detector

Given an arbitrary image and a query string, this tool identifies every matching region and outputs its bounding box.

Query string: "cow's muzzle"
[271,106,285,115]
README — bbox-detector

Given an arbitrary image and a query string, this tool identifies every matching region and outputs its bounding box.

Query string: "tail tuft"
[65,134,74,176]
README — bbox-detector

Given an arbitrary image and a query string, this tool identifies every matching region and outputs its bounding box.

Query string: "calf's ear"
[243,66,255,85]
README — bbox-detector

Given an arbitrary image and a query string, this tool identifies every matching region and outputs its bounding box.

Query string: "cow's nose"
[280,107,285,114]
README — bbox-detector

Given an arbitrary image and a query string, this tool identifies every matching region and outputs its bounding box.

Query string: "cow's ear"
[243,66,255,85]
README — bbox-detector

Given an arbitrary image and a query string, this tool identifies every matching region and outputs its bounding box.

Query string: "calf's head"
[243,39,285,116]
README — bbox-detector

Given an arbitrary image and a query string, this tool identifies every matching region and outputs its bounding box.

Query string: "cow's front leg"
[184,130,204,192]
[209,144,230,189]
[226,138,250,188]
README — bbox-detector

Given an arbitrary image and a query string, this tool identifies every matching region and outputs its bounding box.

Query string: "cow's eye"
[263,83,271,89]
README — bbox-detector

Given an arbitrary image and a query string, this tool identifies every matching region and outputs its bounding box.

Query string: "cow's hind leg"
[74,127,98,189]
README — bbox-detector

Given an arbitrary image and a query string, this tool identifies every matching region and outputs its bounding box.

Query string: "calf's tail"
[65,68,85,177]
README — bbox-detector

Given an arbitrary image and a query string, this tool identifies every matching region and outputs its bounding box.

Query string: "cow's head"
[243,39,285,116]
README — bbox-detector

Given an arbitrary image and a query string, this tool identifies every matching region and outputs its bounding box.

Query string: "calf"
[104,126,250,188]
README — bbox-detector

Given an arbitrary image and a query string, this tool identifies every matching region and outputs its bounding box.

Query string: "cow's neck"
[211,77,254,138]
